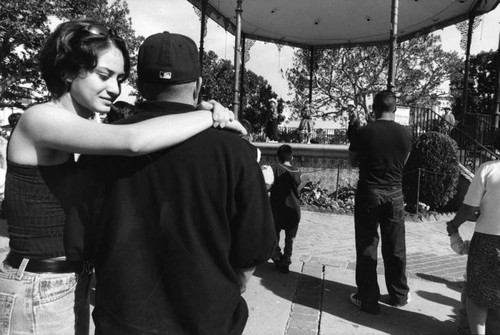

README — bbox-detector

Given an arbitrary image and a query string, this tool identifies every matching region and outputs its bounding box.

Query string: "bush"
[300,181,356,213]
[277,127,301,143]
[403,131,459,210]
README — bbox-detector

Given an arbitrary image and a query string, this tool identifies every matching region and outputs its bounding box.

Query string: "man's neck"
[376,112,395,121]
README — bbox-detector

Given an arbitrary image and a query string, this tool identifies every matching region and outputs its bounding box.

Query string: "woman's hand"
[197,100,247,135]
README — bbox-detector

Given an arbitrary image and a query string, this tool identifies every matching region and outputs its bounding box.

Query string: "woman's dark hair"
[104,101,136,123]
[39,18,131,98]
[8,113,22,129]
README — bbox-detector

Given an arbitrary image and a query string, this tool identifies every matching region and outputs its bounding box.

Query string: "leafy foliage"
[200,50,282,133]
[403,131,460,210]
[286,35,462,119]
[449,50,497,116]
[300,181,355,213]
[0,0,143,108]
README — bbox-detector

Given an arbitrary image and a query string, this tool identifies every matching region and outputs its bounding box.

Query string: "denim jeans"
[354,185,409,307]
[0,253,91,335]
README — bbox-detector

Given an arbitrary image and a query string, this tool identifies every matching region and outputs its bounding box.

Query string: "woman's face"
[69,45,126,115]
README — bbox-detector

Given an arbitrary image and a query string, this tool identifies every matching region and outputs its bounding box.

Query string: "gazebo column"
[240,34,246,115]
[387,0,399,91]
[308,47,315,104]
[462,10,477,119]
[494,30,500,128]
[233,0,243,119]
[198,0,208,71]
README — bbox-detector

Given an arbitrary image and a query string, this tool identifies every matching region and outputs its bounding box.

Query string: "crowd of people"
[0,17,497,335]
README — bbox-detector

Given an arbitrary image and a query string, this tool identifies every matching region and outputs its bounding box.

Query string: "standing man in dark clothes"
[348,90,412,315]
[74,32,276,334]
[270,144,302,273]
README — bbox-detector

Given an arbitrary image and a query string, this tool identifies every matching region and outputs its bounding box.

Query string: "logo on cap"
[159,71,172,79]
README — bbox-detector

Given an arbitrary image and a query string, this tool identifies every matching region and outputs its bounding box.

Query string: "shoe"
[349,293,380,314]
[271,252,282,266]
[277,263,289,274]
[349,293,362,308]
[389,292,411,307]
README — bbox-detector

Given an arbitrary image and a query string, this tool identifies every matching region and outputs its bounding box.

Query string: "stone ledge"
[301,205,455,223]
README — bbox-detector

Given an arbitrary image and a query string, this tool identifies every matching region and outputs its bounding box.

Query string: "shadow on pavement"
[253,262,301,298]
[321,279,458,334]
[417,290,460,309]
[254,263,459,335]
[416,272,464,293]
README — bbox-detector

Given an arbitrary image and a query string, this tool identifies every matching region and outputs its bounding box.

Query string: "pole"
[335,163,340,200]
[199,0,208,72]
[308,47,315,104]
[494,30,500,128]
[416,168,421,215]
[233,0,243,119]
[240,35,246,117]
[387,0,399,91]
[462,11,477,120]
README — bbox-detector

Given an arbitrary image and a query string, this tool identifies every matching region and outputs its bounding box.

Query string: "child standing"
[270,145,302,273]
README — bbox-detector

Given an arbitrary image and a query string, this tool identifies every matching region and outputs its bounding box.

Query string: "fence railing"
[409,107,499,174]
[459,113,496,148]
[274,126,349,145]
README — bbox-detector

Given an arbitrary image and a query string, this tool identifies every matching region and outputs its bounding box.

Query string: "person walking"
[270,144,302,273]
[72,31,276,334]
[348,90,412,314]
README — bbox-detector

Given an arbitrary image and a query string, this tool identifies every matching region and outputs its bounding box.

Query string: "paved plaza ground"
[0,210,475,334]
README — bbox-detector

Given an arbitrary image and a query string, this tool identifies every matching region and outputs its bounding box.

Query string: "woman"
[0,19,242,335]
[298,102,314,143]
[447,130,500,335]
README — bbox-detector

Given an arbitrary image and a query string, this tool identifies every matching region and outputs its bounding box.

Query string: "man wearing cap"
[76,32,276,334]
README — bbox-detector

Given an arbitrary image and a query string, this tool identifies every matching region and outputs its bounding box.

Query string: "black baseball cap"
[137,32,201,84]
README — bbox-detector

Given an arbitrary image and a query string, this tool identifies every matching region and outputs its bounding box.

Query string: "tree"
[286,35,462,119]
[450,50,497,116]
[0,0,143,109]
[200,50,282,133]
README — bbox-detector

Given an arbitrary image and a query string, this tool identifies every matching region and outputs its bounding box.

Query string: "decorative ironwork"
[193,7,208,39]
[455,18,481,51]
[243,38,255,63]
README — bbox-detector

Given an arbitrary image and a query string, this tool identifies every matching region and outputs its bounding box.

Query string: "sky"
[122,0,500,102]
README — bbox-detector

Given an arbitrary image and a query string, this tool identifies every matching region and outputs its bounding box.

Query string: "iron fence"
[276,126,349,145]
[409,107,499,174]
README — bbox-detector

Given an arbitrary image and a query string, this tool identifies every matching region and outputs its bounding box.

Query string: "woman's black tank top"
[5,158,76,259]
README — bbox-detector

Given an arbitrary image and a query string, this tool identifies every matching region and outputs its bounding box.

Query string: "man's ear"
[194,77,202,102]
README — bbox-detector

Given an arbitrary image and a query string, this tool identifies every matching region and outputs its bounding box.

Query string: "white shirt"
[463,160,500,235]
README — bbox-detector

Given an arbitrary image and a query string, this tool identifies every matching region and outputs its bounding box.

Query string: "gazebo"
[187,0,499,119]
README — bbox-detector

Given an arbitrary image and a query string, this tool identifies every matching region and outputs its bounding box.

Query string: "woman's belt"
[5,251,88,274]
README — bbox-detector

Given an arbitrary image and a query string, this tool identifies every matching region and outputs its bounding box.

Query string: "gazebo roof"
[187,0,500,49]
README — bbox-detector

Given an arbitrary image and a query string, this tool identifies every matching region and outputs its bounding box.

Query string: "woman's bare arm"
[13,102,244,159]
